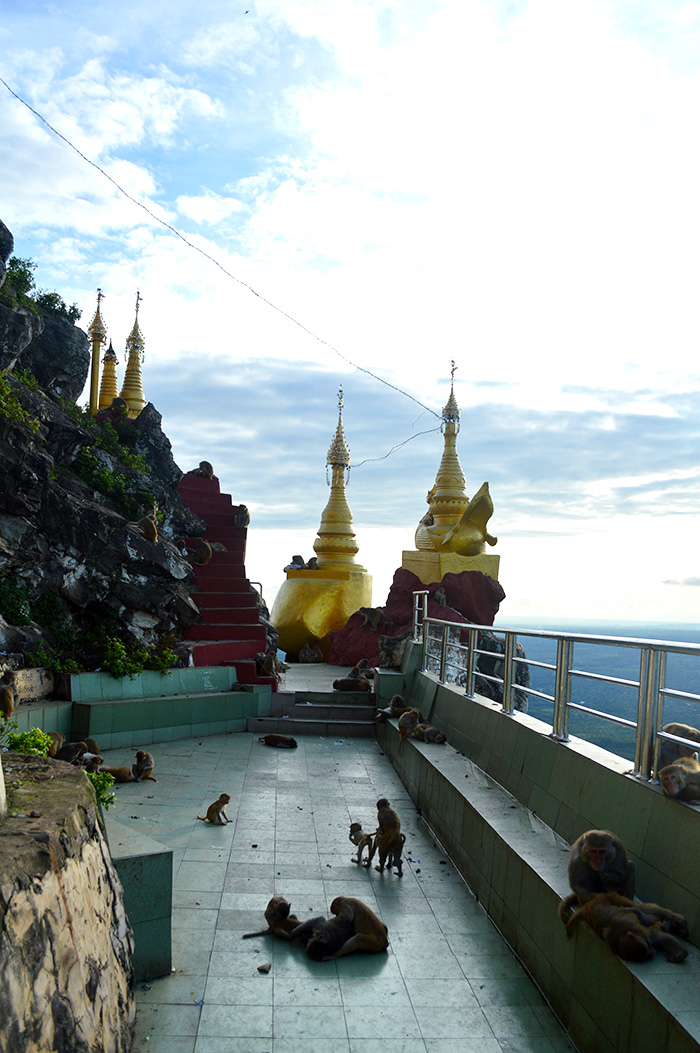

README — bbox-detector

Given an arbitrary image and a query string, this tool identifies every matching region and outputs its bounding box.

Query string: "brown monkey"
[292,916,357,961]
[0,670,17,720]
[333,677,372,692]
[659,756,700,801]
[55,741,87,764]
[258,733,298,749]
[323,896,389,959]
[558,830,635,922]
[299,642,324,663]
[191,539,212,566]
[82,754,104,774]
[197,793,232,824]
[132,750,157,782]
[255,651,288,680]
[366,798,405,877]
[397,708,425,751]
[376,694,413,723]
[657,722,700,771]
[349,658,374,680]
[411,723,447,744]
[242,896,300,939]
[234,505,250,530]
[188,461,214,478]
[99,766,134,783]
[46,731,66,757]
[129,514,158,542]
[84,737,101,756]
[358,607,392,632]
[349,822,374,865]
[564,892,688,963]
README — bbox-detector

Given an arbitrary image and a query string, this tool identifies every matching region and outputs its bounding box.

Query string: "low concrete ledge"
[378,704,700,1053]
[106,819,172,983]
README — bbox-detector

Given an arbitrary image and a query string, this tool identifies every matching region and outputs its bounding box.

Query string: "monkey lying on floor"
[259,733,298,749]
[562,892,688,963]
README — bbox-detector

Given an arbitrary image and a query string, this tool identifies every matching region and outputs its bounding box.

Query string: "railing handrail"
[411,591,700,781]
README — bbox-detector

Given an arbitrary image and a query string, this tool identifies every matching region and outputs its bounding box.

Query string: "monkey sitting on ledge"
[558,829,635,921]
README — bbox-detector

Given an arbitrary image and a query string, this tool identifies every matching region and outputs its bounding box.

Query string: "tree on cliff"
[0,256,81,324]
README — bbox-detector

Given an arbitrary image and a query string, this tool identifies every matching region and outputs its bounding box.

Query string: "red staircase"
[177,474,276,690]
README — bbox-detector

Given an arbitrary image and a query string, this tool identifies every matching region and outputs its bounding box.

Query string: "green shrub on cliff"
[0,257,81,323]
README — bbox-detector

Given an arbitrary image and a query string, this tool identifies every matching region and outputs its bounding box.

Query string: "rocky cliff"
[0,219,206,670]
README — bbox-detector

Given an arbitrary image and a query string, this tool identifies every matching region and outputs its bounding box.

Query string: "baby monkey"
[349,822,374,865]
[197,793,232,824]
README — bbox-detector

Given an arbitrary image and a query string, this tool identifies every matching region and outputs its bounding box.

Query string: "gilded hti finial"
[442,359,460,425]
[326,385,350,469]
[119,290,147,419]
[88,288,108,415]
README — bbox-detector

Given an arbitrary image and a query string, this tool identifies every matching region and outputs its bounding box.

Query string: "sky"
[0,0,698,627]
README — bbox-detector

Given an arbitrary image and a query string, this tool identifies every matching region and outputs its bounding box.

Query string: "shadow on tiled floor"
[107,732,575,1052]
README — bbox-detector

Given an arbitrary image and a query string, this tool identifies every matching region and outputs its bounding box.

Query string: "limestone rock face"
[0,301,44,372]
[21,310,90,401]
[0,754,135,1053]
[0,217,12,283]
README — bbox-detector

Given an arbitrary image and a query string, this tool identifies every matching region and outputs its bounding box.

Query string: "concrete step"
[188,639,263,664]
[196,593,258,611]
[270,700,376,721]
[187,623,267,643]
[200,606,261,625]
[247,715,376,737]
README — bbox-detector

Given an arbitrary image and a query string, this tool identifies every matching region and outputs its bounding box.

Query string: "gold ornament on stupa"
[119,291,147,419]
[403,362,500,584]
[87,289,107,416]
[98,340,120,410]
[271,387,372,658]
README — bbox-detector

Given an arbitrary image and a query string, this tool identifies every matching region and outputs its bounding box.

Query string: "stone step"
[200,605,261,625]
[187,623,267,643]
[247,715,376,737]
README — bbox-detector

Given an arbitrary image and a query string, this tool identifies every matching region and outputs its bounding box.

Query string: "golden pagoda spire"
[119,290,146,419]
[312,387,365,571]
[98,339,120,410]
[87,288,107,416]
[429,360,469,528]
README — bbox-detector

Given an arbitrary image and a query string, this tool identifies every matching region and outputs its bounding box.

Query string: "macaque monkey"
[82,754,104,774]
[558,830,635,921]
[85,737,101,756]
[132,750,157,782]
[376,694,413,723]
[55,741,87,765]
[397,708,425,751]
[366,798,405,877]
[0,670,17,720]
[432,586,447,606]
[47,731,66,757]
[191,539,212,565]
[333,677,372,692]
[657,723,700,773]
[258,733,298,749]
[242,896,300,939]
[234,505,250,530]
[349,822,374,865]
[99,766,134,783]
[358,607,392,633]
[659,756,700,802]
[255,652,288,680]
[298,642,324,663]
[411,723,447,744]
[197,793,232,824]
[188,461,214,478]
[322,896,389,959]
[564,892,688,963]
[292,916,357,961]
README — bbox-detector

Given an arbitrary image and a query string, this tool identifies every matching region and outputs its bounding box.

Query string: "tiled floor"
[107,727,575,1052]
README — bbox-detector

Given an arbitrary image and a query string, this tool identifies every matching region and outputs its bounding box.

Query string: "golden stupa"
[87,289,107,416]
[402,364,500,584]
[271,388,372,658]
[98,340,120,410]
[119,291,147,419]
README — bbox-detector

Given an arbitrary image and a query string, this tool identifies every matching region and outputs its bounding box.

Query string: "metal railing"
[411,590,700,780]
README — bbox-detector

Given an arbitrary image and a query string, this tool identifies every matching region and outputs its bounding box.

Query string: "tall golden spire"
[428,360,469,528]
[98,339,120,410]
[119,290,146,419]
[87,289,107,416]
[312,387,365,570]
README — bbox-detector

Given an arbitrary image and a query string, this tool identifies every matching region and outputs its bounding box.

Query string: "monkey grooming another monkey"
[322,896,389,959]
[298,642,324,663]
[242,897,300,939]
[349,822,374,865]
[564,892,688,963]
[197,793,232,824]
[55,741,87,765]
[365,798,405,877]
[657,722,700,772]
[132,750,157,782]
[659,756,700,802]
[397,708,425,751]
[0,670,17,720]
[292,915,356,961]
[258,733,298,749]
[558,829,636,922]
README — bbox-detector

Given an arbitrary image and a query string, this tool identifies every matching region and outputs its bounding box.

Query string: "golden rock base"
[270,569,373,658]
[401,550,500,585]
